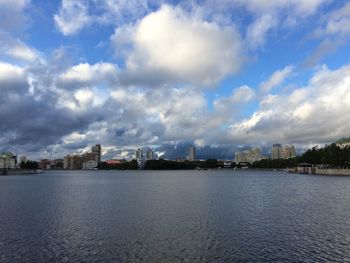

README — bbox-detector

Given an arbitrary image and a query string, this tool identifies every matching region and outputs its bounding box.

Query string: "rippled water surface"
[1,170,350,262]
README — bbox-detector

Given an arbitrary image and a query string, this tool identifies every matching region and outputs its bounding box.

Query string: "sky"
[1,0,350,160]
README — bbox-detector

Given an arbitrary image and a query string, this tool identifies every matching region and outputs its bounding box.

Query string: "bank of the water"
[0,169,43,176]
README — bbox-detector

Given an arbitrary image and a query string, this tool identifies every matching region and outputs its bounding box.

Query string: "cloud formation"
[112,5,244,86]
[1,0,350,161]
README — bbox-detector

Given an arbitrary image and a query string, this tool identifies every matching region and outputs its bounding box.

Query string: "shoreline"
[0,169,43,176]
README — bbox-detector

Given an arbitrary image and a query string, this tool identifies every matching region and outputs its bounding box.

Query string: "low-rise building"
[64,155,83,170]
[82,160,98,170]
[106,159,125,165]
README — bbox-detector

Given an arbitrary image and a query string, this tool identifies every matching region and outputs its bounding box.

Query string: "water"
[1,170,350,262]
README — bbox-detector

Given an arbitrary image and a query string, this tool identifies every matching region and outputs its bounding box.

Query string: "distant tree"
[21,160,39,170]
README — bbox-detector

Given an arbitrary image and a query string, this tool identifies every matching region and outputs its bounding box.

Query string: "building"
[91,144,102,163]
[40,159,51,170]
[272,144,297,159]
[106,159,125,165]
[146,149,154,160]
[0,152,17,169]
[50,159,64,169]
[136,148,143,160]
[82,160,98,170]
[63,155,83,170]
[271,144,282,159]
[63,144,102,170]
[235,147,262,164]
[282,145,297,159]
[187,146,196,161]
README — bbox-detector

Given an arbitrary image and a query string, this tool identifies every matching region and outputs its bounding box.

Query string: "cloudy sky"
[1,0,350,160]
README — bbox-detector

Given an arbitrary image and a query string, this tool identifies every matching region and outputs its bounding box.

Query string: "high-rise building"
[282,145,297,159]
[235,147,262,164]
[271,144,282,159]
[91,144,101,163]
[187,146,196,161]
[146,149,154,160]
[136,148,143,160]
[272,144,296,159]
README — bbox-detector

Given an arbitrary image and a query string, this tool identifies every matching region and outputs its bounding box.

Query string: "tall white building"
[271,144,282,159]
[187,146,196,161]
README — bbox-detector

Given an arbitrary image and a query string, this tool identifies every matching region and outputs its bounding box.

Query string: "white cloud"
[228,64,350,145]
[213,86,255,112]
[54,0,90,35]
[112,5,244,86]
[0,62,26,86]
[221,0,326,16]
[58,62,118,86]
[323,2,350,35]
[5,40,39,62]
[260,65,294,92]
[246,14,277,49]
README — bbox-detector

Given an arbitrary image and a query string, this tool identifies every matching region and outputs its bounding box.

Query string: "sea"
[1,170,350,262]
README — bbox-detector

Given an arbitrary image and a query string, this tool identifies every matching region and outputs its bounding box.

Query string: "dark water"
[1,170,350,262]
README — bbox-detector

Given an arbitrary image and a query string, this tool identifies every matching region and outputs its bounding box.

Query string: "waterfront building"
[235,147,262,164]
[91,144,102,163]
[272,144,297,159]
[64,144,102,170]
[146,149,154,160]
[271,144,282,159]
[136,148,143,160]
[82,160,98,170]
[0,152,17,169]
[282,145,297,159]
[187,146,196,161]
[50,159,64,169]
[40,159,51,170]
[63,155,83,170]
[106,159,125,165]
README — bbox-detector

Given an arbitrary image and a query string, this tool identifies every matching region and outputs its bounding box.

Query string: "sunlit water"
[1,170,350,262]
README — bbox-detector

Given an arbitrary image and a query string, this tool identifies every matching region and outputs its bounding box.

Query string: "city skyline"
[1,1,350,160]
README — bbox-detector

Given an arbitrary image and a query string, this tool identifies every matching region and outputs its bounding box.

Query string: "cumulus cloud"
[0,62,26,89]
[5,40,40,62]
[260,65,294,93]
[58,62,118,88]
[112,5,244,86]
[228,64,350,146]
[213,86,255,112]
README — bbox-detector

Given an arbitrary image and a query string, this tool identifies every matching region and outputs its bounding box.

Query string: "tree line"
[252,144,350,169]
